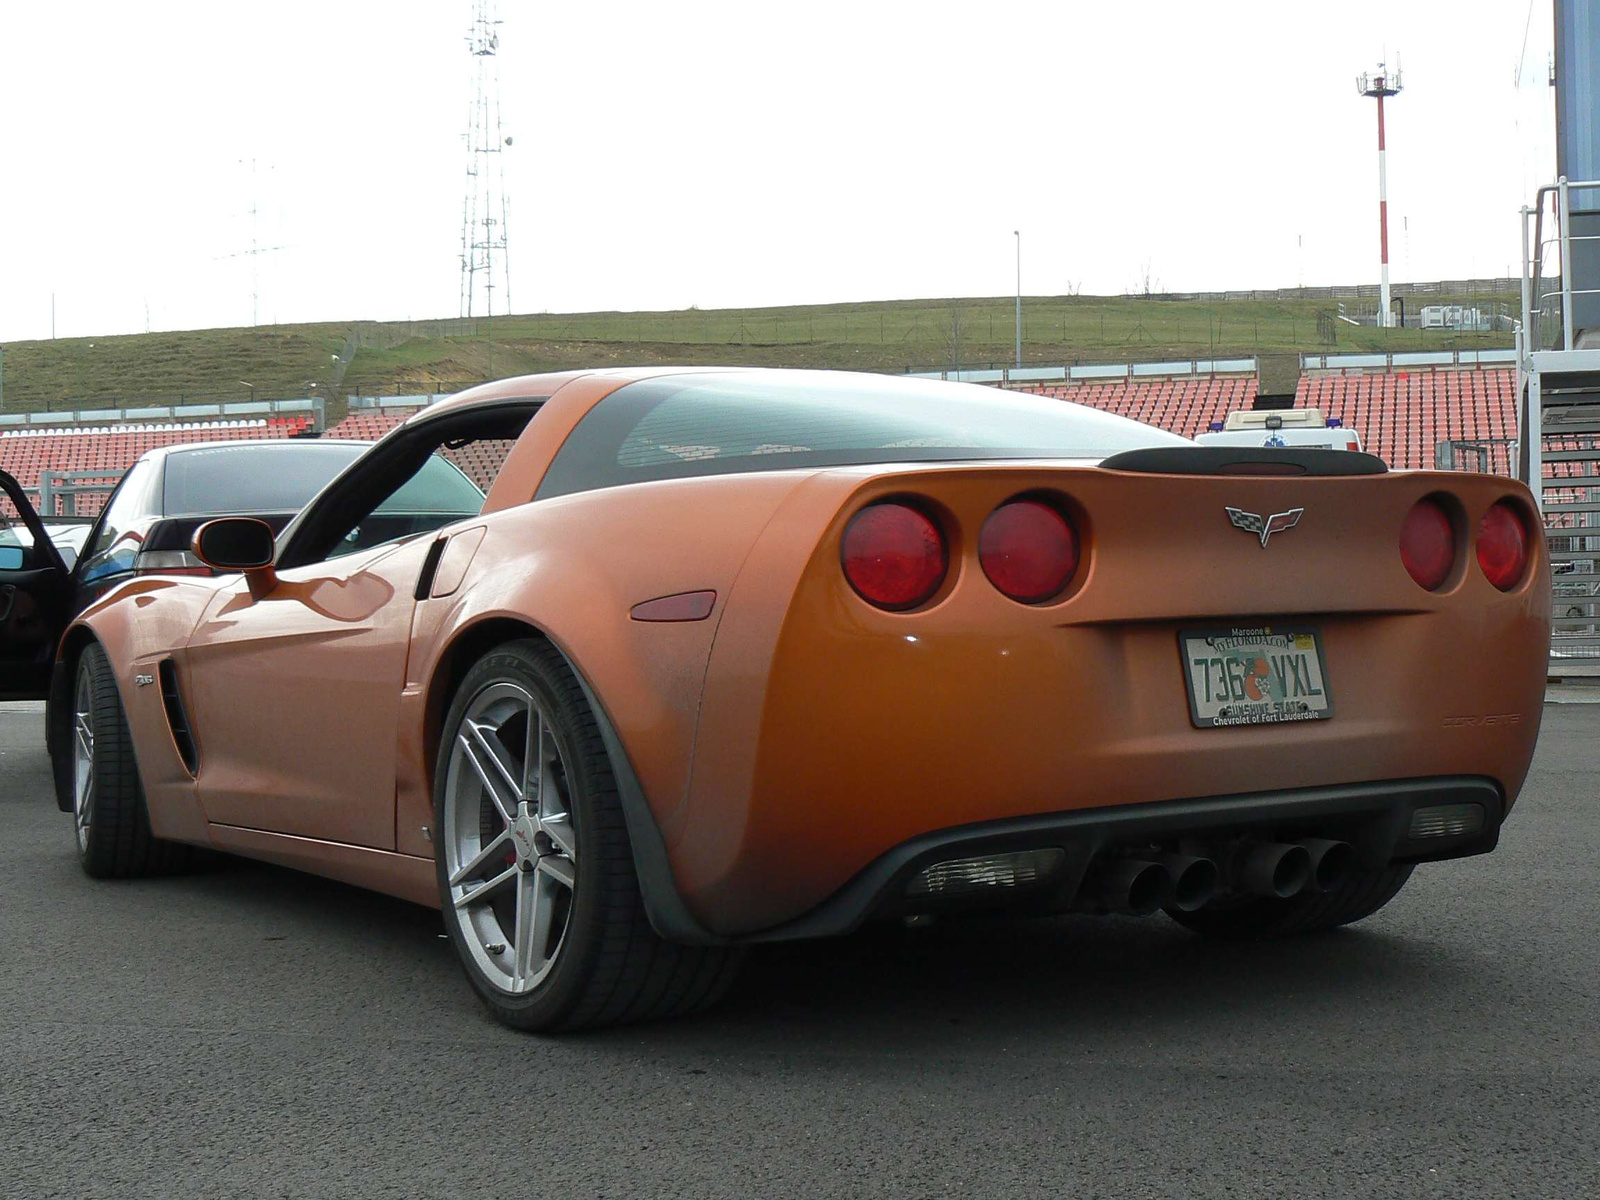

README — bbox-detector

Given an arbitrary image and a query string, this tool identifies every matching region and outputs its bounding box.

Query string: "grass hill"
[0,286,1517,425]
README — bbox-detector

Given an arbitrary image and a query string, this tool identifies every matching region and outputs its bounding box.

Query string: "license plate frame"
[1179,625,1333,729]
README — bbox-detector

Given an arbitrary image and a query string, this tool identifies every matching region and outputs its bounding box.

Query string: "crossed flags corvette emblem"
[1226,506,1304,548]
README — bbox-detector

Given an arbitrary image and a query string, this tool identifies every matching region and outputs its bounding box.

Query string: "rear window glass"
[535,371,1187,499]
[161,443,368,516]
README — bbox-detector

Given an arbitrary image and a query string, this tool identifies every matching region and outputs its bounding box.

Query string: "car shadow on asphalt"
[711,911,1454,1041]
[147,853,1469,1051]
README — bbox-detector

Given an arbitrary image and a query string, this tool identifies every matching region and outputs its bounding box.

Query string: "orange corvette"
[0,368,1549,1030]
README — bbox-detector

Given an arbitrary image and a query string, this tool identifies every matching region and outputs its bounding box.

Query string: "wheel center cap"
[510,804,540,865]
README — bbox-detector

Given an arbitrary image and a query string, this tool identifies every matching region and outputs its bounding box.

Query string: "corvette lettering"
[1226,506,1304,547]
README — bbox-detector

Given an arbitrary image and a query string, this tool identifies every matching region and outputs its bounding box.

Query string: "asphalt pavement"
[1,701,1597,1199]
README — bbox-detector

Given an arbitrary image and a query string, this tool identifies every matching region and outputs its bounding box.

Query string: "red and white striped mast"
[1357,64,1403,327]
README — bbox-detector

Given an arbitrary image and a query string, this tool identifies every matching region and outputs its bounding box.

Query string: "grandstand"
[334,365,1519,485]
[1015,377,1259,440]
[1,416,316,517]
[1010,365,1517,472]
[1296,368,1516,469]
[0,365,1533,525]
[324,410,405,441]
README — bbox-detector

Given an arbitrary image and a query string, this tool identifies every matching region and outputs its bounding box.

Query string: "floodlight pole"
[1377,93,1391,326]
[1357,65,1403,328]
[1013,230,1022,369]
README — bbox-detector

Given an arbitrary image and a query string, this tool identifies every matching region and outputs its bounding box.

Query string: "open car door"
[0,470,72,701]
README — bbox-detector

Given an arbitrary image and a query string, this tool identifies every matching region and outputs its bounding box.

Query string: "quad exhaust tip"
[1083,856,1218,916]
[1297,838,1356,894]
[1096,840,1354,910]
[1237,842,1313,899]
[908,838,1354,916]
[1152,854,1220,912]
[1087,858,1171,916]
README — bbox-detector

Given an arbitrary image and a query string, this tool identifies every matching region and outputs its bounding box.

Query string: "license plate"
[1180,626,1332,728]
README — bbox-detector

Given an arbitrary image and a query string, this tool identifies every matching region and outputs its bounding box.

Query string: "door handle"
[0,585,15,624]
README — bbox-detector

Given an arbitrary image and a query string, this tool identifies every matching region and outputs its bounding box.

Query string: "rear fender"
[395,473,814,935]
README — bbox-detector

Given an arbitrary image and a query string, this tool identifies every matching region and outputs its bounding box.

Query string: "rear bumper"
[667,465,1545,938]
[739,775,1501,944]
[687,605,1542,934]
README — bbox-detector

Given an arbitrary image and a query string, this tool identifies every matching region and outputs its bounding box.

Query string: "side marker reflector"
[630,590,717,622]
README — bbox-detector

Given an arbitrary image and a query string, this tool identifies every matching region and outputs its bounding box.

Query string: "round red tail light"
[1400,498,1455,590]
[1477,501,1530,591]
[841,502,947,610]
[979,499,1079,603]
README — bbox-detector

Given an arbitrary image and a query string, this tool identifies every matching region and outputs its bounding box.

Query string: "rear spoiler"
[1100,446,1387,477]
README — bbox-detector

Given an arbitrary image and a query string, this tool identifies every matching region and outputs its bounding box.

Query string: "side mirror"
[192,517,277,598]
[0,546,23,571]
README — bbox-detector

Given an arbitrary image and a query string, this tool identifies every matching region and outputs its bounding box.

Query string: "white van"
[1192,407,1363,452]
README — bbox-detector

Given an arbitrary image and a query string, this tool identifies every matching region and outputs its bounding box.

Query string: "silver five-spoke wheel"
[435,640,741,1031]
[442,681,577,994]
[72,659,97,853]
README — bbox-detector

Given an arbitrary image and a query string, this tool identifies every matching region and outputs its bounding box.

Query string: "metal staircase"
[1518,178,1600,666]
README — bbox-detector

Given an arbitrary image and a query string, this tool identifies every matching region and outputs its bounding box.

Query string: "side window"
[326,452,488,559]
[279,404,540,571]
[77,460,155,584]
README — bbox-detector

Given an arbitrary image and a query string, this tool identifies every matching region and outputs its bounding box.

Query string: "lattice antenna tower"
[220,158,287,326]
[460,0,511,318]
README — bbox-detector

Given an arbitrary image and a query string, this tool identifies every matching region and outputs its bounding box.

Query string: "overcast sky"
[0,0,1558,342]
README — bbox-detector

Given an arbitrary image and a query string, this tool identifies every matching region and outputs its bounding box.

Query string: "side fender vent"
[158,659,199,775]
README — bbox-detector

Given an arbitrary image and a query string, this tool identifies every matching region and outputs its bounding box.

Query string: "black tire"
[434,638,741,1032]
[68,642,194,879]
[1164,863,1415,939]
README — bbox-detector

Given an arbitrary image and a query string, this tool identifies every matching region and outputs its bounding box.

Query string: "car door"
[0,471,73,701]
[182,532,442,847]
[179,405,530,848]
